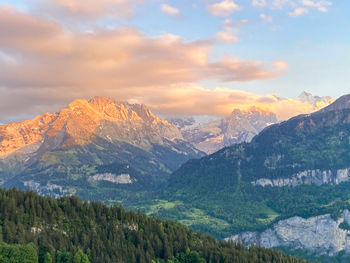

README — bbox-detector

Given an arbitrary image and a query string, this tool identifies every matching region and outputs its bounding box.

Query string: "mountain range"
[0,97,203,200]
[168,91,333,154]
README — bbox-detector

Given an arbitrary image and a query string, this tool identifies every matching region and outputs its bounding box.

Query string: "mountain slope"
[168,94,350,194]
[0,187,307,263]
[0,97,204,199]
[132,94,350,259]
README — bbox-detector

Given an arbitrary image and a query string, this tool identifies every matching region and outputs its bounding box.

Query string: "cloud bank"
[0,4,289,122]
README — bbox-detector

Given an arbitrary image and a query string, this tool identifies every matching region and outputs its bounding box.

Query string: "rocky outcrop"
[252,168,350,187]
[23,180,76,198]
[226,210,350,256]
[88,173,135,184]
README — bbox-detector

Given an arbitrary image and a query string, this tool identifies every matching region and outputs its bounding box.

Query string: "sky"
[0,0,349,122]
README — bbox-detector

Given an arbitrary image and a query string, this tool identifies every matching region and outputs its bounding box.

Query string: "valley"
[1,1,347,261]
[0,93,346,262]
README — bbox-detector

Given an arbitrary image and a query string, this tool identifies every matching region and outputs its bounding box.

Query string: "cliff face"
[0,112,56,157]
[226,210,350,256]
[252,168,350,187]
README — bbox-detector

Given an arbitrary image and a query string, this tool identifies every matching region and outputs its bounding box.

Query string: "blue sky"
[0,0,349,121]
[133,0,349,99]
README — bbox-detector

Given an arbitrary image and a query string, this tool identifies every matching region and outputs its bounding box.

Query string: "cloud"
[207,0,240,17]
[207,59,275,81]
[0,84,324,123]
[0,5,284,122]
[260,13,273,22]
[32,0,142,24]
[0,4,70,55]
[289,7,309,17]
[272,0,296,9]
[216,27,239,43]
[301,0,332,12]
[252,0,267,7]
[273,60,288,71]
[161,4,181,17]
[223,19,250,27]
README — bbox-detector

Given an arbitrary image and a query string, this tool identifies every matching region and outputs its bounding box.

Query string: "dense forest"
[0,188,306,263]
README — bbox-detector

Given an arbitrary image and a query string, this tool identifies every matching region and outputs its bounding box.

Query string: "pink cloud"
[38,0,142,20]
[207,0,241,17]
[289,7,309,17]
[161,4,181,17]
[273,60,288,71]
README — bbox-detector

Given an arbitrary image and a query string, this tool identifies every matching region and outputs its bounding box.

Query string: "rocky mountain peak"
[88,96,117,107]
[128,103,170,125]
[0,97,182,157]
[297,91,333,108]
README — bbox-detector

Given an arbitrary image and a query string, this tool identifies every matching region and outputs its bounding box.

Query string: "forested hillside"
[0,188,306,263]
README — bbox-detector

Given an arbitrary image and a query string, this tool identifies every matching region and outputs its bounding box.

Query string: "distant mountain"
[141,94,350,259]
[168,92,332,154]
[169,107,278,154]
[297,91,333,109]
[0,97,203,199]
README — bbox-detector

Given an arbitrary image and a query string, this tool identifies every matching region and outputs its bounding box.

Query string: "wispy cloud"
[252,0,267,7]
[161,4,181,17]
[252,0,332,17]
[301,0,332,12]
[289,7,308,16]
[273,60,288,71]
[216,29,239,43]
[223,19,250,27]
[260,13,273,22]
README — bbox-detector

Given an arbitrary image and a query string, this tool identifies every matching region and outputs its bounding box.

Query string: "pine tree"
[43,252,53,263]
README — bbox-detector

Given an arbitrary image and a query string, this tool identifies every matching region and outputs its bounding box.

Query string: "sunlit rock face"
[226,210,350,256]
[0,96,184,158]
